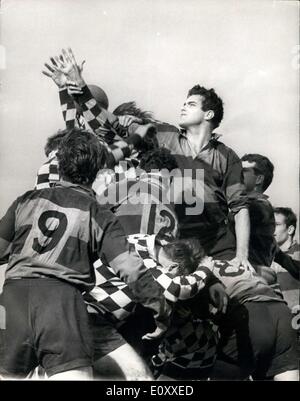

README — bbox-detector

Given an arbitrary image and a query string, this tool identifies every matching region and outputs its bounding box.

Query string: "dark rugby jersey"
[155,126,248,239]
[272,240,300,310]
[60,104,248,242]
[242,191,276,267]
[97,173,179,245]
[207,259,284,304]
[0,181,149,291]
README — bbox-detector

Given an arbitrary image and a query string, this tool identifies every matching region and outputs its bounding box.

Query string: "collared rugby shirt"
[84,107,248,240]
[154,126,248,239]
[207,259,284,304]
[97,173,179,245]
[0,182,150,291]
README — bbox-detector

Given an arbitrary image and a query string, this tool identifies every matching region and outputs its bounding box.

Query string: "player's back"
[3,183,108,291]
[208,259,284,304]
[97,173,178,245]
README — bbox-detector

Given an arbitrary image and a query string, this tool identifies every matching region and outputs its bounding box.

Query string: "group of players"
[0,48,299,381]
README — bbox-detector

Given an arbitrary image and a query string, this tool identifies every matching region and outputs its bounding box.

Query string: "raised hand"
[65,80,84,96]
[42,57,67,88]
[55,48,86,88]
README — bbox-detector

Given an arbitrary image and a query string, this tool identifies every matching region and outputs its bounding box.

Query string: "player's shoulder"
[213,137,240,160]
[155,122,180,147]
[288,241,300,257]
[17,188,41,204]
[91,197,119,224]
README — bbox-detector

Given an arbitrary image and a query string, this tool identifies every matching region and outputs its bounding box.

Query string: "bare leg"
[156,373,177,381]
[49,367,93,380]
[93,343,153,380]
[273,370,299,381]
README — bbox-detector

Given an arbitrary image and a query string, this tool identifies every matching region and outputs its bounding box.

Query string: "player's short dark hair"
[241,153,274,191]
[56,128,106,186]
[187,85,224,129]
[163,238,206,275]
[139,148,178,172]
[44,130,69,157]
[273,207,297,235]
[113,101,153,123]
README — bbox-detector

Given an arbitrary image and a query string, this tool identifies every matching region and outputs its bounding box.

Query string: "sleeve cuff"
[73,84,93,105]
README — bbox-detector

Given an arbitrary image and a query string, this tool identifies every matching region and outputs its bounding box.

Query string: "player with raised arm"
[60,49,251,270]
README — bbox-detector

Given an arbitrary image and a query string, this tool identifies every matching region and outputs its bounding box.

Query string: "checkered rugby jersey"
[85,173,180,320]
[85,234,217,323]
[35,86,151,190]
[0,182,153,292]
[152,315,219,371]
[128,235,219,371]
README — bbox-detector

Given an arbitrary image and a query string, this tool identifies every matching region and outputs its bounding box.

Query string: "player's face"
[179,95,206,129]
[242,161,259,192]
[274,213,289,246]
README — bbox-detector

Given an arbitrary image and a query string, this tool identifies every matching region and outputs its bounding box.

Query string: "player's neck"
[186,124,212,153]
[60,178,92,191]
[280,237,293,252]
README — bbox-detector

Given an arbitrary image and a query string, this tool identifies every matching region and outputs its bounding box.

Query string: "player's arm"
[233,208,251,268]
[69,83,155,167]
[51,48,120,136]
[274,246,300,280]
[149,265,221,302]
[0,199,18,264]
[34,155,59,190]
[57,48,157,163]
[224,151,251,269]
[154,122,180,149]
[42,57,77,128]
[94,210,171,332]
[59,87,77,129]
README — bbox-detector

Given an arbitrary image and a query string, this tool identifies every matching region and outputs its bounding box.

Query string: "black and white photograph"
[0,0,299,382]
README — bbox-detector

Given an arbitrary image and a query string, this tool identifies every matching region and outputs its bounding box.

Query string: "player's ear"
[256,174,264,187]
[205,110,214,122]
[287,225,295,237]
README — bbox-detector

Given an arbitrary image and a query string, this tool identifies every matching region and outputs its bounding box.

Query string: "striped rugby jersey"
[0,181,151,291]
[97,173,179,245]
[86,174,182,321]
[206,259,285,304]
[155,127,249,240]
[79,105,248,247]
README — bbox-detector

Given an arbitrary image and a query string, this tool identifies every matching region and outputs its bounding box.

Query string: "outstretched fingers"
[61,48,72,65]
[44,62,55,73]
[67,47,77,65]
